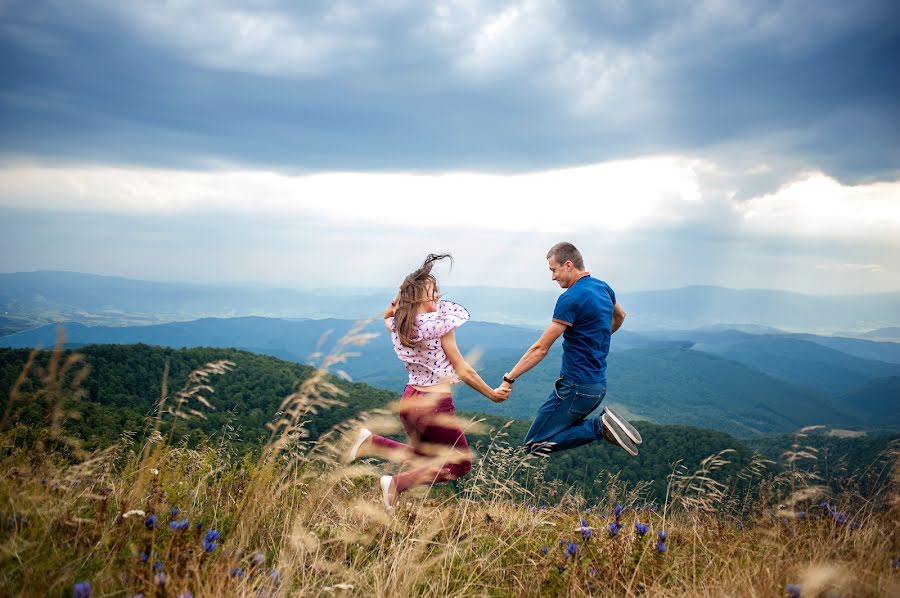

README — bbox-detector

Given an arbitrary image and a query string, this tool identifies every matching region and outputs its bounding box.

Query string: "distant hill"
[3,316,895,438]
[622,285,900,332]
[837,377,900,428]
[859,327,900,342]
[2,271,900,333]
[707,337,900,395]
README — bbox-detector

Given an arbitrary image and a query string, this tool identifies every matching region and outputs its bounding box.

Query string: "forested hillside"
[2,344,895,504]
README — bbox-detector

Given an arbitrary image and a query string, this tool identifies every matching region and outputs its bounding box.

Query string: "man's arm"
[501,321,567,389]
[611,302,626,334]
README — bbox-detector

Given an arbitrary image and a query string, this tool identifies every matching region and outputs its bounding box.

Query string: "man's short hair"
[546,242,584,270]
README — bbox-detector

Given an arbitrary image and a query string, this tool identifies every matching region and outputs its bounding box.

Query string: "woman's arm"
[383,296,398,332]
[440,330,510,402]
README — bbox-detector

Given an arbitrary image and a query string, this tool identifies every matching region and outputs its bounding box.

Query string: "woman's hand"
[490,386,511,403]
[384,296,398,319]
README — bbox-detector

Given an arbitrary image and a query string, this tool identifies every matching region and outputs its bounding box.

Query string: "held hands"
[490,372,515,402]
[491,386,511,403]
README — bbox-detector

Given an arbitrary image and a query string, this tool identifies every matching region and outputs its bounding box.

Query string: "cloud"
[0,157,704,232]
[815,263,882,273]
[0,0,897,192]
[1,156,898,294]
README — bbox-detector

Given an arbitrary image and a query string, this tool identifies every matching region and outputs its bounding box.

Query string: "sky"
[1,0,899,294]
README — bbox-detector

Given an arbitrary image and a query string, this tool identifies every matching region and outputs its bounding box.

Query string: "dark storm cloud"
[1,1,898,188]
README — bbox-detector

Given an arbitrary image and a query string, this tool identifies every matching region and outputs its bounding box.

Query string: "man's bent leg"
[524,378,605,453]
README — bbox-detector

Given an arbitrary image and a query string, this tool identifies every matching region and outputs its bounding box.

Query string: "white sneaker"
[380,475,395,513]
[346,428,372,464]
[601,413,639,457]
[603,407,642,444]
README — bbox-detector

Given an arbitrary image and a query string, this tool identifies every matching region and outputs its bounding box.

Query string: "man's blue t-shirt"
[552,275,616,385]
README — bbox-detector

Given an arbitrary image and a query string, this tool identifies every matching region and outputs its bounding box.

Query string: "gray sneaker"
[602,407,642,445]
[601,412,639,456]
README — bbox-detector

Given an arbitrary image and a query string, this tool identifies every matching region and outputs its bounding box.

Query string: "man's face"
[548,258,572,288]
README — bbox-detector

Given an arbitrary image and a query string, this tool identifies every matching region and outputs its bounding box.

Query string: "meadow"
[1,330,898,597]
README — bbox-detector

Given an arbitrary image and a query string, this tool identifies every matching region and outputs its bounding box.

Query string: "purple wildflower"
[786,583,801,597]
[73,581,92,598]
[635,522,649,537]
[565,542,578,558]
[579,518,593,540]
[588,567,596,576]
[154,572,167,588]
[231,567,245,578]
[657,530,668,542]
[268,569,281,584]
[170,508,180,518]
[614,505,625,519]
[540,546,549,555]
[252,553,266,566]
[169,518,189,531]
[796,511,806,520]
[608,522,622,537]
[139,550,150,564]
[850,522,860,530]
[891,557,900,569]
[656,539,667,553]
[144,515,158,529]
[204,529,220,543]
[202,539,217,553]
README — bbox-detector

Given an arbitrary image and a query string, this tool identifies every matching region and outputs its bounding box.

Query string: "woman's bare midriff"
[412,380,453,394]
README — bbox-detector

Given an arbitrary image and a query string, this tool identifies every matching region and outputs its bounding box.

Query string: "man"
[499,242,642,455]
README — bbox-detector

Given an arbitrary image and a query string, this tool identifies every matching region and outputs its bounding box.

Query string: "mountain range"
[2,314,898,438]
[3,270,900,334]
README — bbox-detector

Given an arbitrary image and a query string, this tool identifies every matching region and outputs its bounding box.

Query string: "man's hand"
[491,386,511,403]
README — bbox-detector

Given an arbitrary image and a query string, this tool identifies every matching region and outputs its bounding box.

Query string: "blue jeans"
[524,377,606,453]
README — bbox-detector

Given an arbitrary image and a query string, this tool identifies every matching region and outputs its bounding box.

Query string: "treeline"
[1,344,895,504]
[0,344,397,451]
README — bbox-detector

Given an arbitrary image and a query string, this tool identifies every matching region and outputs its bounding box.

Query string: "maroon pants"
[370,386,472,494]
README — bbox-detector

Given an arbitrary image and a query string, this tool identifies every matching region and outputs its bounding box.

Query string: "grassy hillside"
[1,340,897,596]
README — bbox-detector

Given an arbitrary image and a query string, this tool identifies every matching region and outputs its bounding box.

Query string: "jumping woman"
[345,253,510,512]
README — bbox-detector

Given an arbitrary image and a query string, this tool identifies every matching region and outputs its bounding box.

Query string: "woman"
[346,253,510,512]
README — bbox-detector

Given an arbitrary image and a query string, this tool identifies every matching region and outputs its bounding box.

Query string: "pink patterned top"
[388,300,470,387]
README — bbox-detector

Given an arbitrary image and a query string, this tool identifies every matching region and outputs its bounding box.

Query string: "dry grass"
[1,329,898,597]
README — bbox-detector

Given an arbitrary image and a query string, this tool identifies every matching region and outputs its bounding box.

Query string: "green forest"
[1,344,895,503]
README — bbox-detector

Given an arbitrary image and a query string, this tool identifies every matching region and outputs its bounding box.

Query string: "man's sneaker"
[602,407,642,445]
[601,413,639,457]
